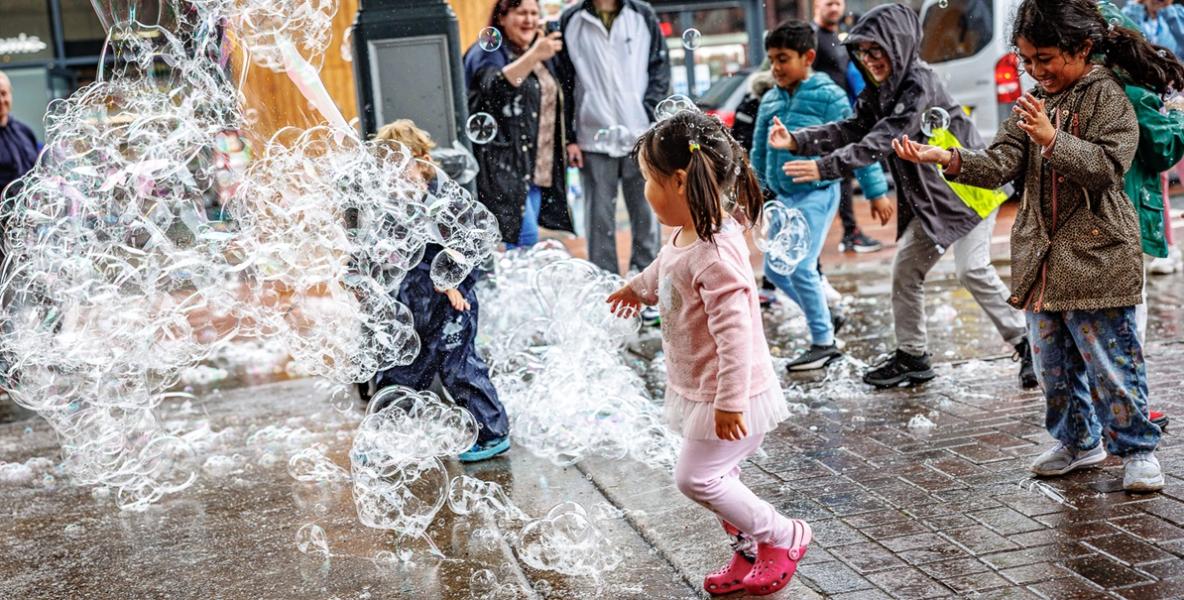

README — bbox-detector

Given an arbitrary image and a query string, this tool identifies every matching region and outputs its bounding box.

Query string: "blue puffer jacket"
[751,72,888,200]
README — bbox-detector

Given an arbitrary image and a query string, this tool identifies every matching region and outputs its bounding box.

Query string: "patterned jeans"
[1027,307,1160,457]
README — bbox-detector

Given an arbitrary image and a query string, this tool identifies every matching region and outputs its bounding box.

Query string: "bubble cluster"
[349,387,477,536]
[517,502,621,577]
[476,243,680,468]
[755,203,810,276]
[920,106,951,138]
[0,0,496,509]
[654,94,698,122]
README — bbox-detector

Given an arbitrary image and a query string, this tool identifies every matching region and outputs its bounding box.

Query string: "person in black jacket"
[463,0,573,249]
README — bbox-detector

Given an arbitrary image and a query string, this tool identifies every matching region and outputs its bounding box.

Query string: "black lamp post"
[351,0,470,150]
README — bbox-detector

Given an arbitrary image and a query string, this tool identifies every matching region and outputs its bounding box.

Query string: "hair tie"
[689,142,701,153]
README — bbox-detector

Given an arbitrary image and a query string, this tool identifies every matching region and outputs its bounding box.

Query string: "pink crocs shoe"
[743,520,813,596]
[703,552,755,596]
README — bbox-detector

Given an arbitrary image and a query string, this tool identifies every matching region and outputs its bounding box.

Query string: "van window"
[920,0,994,64]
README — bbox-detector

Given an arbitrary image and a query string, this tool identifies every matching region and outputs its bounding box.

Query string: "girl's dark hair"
[1012,0,1184,95]
[632,111,764,244]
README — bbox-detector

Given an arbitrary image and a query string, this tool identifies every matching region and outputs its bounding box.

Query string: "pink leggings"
[674,433,797,548]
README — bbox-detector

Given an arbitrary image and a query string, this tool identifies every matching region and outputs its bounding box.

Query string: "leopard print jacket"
[954,67,1143,312]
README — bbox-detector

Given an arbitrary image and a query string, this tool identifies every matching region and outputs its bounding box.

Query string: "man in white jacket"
[558,0,671,278]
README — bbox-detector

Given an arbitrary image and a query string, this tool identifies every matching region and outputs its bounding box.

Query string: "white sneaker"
[1123,451,1165,492]
[820,275,842,309]
[1148,246,1182,275]
[1030,442,1106,476]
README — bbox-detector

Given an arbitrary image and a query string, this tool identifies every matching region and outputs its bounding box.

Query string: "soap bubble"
[466,113,499,145]
[938,0,949,8]
[655,94,698,121]
[682,28,702,50]
[755,203,810,276]
[340,26,353,62]
[470,569,498,599]
[478,27,503,52]
[295,522,330,557]
[920,106,951,137]
[592,125,630,148]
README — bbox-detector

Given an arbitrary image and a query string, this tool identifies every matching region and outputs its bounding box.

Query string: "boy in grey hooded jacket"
[767,4,1034,389]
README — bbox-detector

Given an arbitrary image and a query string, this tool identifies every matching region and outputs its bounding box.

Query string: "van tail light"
[996,53,1022,104]
[706,109,735,128]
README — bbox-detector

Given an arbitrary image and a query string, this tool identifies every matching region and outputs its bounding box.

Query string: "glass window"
[920,0,994,64]
[0,0,54,64]
[62,0,109,58]
[659,6,750,98]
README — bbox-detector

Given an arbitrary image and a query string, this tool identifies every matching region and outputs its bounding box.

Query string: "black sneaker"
[787,344,843,372]
[863,350,937,388]
[832,310,846,337]
[839,230,883,253]
[1014,339,1039,389]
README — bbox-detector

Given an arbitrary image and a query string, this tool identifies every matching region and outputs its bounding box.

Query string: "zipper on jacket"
[1032,111,1060,312]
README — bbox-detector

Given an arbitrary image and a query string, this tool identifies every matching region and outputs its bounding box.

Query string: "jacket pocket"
[1054,201,1140,304]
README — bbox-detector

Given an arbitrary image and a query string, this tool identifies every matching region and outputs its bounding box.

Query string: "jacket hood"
[844,4,921,107]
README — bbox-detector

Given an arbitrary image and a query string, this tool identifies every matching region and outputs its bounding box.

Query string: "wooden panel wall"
[238,0,494,142]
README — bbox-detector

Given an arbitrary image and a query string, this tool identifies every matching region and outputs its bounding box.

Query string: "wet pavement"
[1,252,1183,599]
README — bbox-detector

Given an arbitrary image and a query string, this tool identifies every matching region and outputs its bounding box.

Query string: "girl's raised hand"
[606,284,644,319]
[1014,93,1055,147]
[892,135,951,166]
[768,116,797,152]
[714,410,748,441]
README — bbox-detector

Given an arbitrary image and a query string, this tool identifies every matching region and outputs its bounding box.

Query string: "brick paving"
[749,343,1184,599]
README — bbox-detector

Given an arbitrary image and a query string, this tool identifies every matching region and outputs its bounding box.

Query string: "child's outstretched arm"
[798,82,930,182]
[777,95,878,156]
[895,98,1030,191]
[696,260,754,416]
[607,259,660,318]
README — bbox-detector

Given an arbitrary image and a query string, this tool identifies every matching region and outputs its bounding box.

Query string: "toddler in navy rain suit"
[371,120,510,463]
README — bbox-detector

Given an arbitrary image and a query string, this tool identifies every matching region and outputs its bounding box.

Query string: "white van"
[919,0,1032,144]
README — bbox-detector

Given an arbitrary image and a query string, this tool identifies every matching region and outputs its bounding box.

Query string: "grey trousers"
[892,209,1027,356]
[582,152,660,275]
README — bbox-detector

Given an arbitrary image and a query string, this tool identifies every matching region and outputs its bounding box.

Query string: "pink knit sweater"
[628,220,778,413]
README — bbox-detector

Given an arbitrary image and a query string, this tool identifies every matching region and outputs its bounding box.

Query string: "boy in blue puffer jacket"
[751,19,890,372]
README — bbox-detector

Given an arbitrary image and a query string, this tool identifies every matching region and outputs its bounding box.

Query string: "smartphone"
[545,20,561,35]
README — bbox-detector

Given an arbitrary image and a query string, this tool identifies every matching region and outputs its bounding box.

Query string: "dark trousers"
[375,268,509,444]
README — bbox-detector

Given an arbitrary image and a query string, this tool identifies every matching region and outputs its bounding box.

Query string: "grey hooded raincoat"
[791,3,985,250]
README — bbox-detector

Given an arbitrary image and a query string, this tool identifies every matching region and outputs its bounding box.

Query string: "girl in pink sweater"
[607,111,812,597]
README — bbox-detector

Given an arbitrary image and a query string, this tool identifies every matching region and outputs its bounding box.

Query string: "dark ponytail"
[1012,0,1184,95]
[633,111,764,245]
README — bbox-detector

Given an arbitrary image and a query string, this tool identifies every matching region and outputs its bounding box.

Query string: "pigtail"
[684,143,724,244]
[727,137,764,229]
[1099,26,1184,95]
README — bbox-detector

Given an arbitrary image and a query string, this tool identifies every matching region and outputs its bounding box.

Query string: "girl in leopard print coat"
[892,0,1184,492]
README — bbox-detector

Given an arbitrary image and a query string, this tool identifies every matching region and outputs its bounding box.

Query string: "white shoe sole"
[852,244,882,254]
[1030,447,1107,477]
[1125,475,1166,493]
[786,353,841,372]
